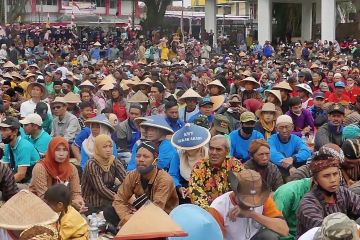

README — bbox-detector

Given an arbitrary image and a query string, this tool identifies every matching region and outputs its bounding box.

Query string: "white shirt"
[210,192,264,240]
[20,99,51,118]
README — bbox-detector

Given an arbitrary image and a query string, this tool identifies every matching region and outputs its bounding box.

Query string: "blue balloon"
[169,204,223,240]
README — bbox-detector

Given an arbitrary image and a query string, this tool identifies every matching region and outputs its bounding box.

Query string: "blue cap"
[199,97,213,107]
[313,92,325,99]
[140,115,174,134]
[169,204,223,240]
[171,123,211,150]
[335,81,345,88]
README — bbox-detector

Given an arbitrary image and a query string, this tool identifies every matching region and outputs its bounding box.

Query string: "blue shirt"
[188,112,215,126]
[127,139,181,187]
[90,48,100,60]
[165,117,185,132]
[229,129,264,162]
[268,134,312,166]
[24,129,51,156]
[2,136,40,170]
[74,127,117,147]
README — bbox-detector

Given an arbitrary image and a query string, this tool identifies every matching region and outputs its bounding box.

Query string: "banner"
[61,0,96,14]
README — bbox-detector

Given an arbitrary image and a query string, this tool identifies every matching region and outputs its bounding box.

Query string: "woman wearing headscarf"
[79,114,118,170]
[81,134,126,215]
[29,136,86,212]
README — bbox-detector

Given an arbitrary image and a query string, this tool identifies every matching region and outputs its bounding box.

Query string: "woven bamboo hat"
[115,202,187,239]
[3,61,16,68]
[128,90,149,103]
[0,190,59,230]
[177,88,201,101]
[79,80,95,89]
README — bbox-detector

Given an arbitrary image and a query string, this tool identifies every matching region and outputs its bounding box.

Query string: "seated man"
[165,101,185,132]
[229,111,264,162]
[189,97,215,126]
[286,97,314,137]
[268,115,311,178]
[314,103,345,151]
[209,169,289,240]
[189,135,243,210]
[0,117,40,183]
[308,92,327,127]
[0,162,19,201]
[297,153,360,237]
[327,81,351,104]
[105,141,178,227]
[273,178,312,240]
[245,139,283,191]
[20,113,51,157]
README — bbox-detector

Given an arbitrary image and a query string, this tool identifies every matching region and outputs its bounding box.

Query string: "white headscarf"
[179,146,208,181]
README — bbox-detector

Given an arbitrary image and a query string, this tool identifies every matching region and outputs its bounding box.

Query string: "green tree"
[142,0,172,30]
[273,3,301,41]
[0,0,29,24]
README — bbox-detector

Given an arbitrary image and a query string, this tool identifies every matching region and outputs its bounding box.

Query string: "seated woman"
[254,102,278,140]
[29,136,86,213]
[265,89,283,114]
[81,134,126,215]
[74,114,118,170]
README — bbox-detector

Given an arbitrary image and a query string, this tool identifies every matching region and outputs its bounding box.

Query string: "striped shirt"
[81,159,126,208]
[297,186,360,237]
[0,162,19,201]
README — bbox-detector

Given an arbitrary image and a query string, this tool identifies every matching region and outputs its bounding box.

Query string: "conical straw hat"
[178,88,202,101]
[101,83,115,91]
[79,80,95,88]
[115,202,187,239]
[103,74,117,84]
[3,61,16,68]
[210,95,225,111]
[0,190,59,230]
[63,92,81,103]
[128,90,149,103]
[208,79,226,91]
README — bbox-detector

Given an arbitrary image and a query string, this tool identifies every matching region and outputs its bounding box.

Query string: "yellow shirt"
[58,206,89,240]
[160,47,169,61]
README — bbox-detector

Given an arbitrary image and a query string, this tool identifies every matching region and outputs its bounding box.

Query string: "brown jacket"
[113,168,179,226]
[29,163,82,203]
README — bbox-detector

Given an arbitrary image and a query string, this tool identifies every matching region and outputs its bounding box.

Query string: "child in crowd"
[44,184,89,240]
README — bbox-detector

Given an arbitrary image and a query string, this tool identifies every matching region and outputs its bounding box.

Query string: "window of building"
[96,0,105,7]
[36,0,57,5]
[110,0,116,8]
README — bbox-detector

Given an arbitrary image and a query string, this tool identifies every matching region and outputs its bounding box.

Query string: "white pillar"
[205,0,217,47]
[321,0,336,42]
[258,0,272,45]
[301,1,312,41]
[315,0,321,24]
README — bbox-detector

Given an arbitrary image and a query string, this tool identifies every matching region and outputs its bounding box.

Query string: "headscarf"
[309,154,340,175]
[180,147,208,181]
[40,136,72,182]
[259,115,275,139]
[82,123,111,159]
[93,134,115,172]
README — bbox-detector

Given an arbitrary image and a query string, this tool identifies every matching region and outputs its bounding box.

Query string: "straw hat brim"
[239,79,260,88]
[296,85,313,95]
[273,82,293,92]
[264,90,282,104]
[255,108,278,118]
[210,95,225,111]
[27,82,48,100]
[140,122,174,134]
[85,119,115,132]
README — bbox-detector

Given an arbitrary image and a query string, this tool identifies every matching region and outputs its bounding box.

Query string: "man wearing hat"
[50,97,81,143]
[209,169,289,240]
[0,117,40,183]
[272,81,293,113]
[188,97,215,126]
[189,135,243,210]
[178,88,201,123]
[20,113,51,157]
[238,77,262,104]
[297,153,360,237]
[314,103,345,151]
[309,92,328,127]
[327,81,351,104]
[229,111,264,162]
[19,82,50,118]
[268,115,311,177]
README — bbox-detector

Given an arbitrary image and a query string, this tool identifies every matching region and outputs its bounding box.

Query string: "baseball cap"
[0,116,20,128]
[313,92,325,99]
[199,97,214,107]
[334,82,345,88]
[214,114,230,134]
[19,113,43,126]
[327,103,345,115]
[240,111,256,123]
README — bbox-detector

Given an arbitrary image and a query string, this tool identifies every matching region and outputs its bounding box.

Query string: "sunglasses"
[52,105,62,110]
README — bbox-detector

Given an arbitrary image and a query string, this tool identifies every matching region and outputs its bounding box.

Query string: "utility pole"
[132,0,135,28]
[181,0,184,42]
[3,0,7,24]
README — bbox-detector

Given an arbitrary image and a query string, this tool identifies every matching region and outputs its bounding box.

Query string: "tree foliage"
[142,0,172,30]
[0,0,29,24]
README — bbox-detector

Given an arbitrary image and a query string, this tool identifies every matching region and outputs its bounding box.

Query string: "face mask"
[242,126,254,135]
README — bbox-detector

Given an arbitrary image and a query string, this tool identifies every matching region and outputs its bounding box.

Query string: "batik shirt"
[189,157,243,210]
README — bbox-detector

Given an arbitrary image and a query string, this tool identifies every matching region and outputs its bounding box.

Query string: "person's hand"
[289,167,297,176]
[301,126,311,135]
[227,206,252,222]
[178,187,189,199]
[223,102,230,108]
[72,198,88,213]
[281,157,294,168]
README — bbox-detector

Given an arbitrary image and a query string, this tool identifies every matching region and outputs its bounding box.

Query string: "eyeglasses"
[52,105,62,110]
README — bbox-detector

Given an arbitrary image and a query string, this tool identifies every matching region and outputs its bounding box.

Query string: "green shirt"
[42,114,53,135]
[45,82,54,94]
[273,178,312,240]
[24,129,51,156]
